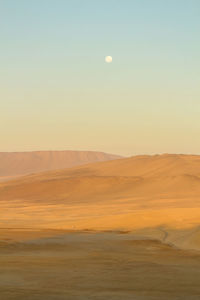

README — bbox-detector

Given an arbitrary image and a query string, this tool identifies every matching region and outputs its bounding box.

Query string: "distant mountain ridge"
[0,150,122,177]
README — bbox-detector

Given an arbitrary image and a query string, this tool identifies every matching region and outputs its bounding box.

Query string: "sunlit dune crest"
[1,154,200,249]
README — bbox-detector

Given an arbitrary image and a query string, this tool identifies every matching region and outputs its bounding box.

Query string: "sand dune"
[0,150,122,178]
[1,154,200,249]
[1,153,200,299]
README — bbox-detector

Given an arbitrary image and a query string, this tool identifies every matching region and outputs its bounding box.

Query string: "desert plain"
[1,152,200,299]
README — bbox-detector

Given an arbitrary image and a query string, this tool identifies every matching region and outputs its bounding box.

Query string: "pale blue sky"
[0,0,200,155]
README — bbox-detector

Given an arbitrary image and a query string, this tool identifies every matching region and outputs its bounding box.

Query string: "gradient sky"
[0,0,200,156]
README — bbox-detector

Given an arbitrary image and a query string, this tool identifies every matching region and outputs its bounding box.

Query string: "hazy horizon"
[2,148,200,157]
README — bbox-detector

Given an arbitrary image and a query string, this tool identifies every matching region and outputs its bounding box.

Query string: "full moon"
[105,56,112,63]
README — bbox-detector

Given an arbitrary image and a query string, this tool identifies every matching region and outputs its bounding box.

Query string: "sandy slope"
[0,150,122,178]
[1,154,200,249]
[1,230,200,300]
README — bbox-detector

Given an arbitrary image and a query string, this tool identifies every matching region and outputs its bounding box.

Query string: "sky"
[0,0,200,156]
